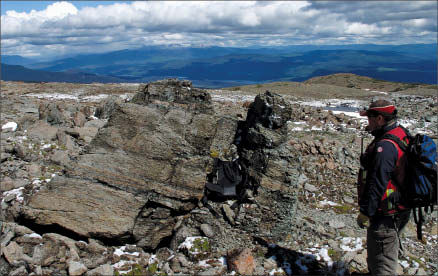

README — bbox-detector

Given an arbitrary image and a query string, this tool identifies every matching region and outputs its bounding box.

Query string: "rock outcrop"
[20,80,302,252]
[20,79,251,250]
[231,91,301,236]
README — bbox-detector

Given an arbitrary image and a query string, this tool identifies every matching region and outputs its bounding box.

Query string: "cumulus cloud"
[1,1,436,58]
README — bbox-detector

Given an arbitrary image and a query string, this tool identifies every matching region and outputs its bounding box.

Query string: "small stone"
[3,241,24,264]
[222,204,235,225]
[13,224,34,236]
[68,261,88,276]
[86,239,106,254]
[86,264,113,276]
[200,224,215,238]
[1,230,15,249]
[304,183,318,193]
[344,196,355,204]
[326,161,336,170]
[329,219,345,229]
[227,248,256,275]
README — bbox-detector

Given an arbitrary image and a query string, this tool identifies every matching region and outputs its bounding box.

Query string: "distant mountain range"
[1,44,436,88]
[1,64,124,83]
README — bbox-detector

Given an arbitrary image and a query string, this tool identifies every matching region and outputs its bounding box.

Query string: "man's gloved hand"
[356,213,369,229]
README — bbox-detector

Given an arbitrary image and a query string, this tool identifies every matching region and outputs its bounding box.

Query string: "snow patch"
[24,233,43,239]
[2,122,18,131]
[319,199,339,206]
[113,245,140,257]
[340,237,363,252]
[2,187,25,203]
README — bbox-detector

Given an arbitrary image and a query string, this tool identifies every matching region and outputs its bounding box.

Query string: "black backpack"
[382,128,437,240]
[202,158,249,218]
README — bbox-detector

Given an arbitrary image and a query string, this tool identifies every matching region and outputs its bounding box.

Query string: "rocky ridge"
[1,78,437,275]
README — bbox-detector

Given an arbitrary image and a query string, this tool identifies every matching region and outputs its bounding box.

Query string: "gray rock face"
[22,79,239,249]
[19,83,302,252]
[23,176,146,240]
[15,82,303,265]
[234,91,300,235]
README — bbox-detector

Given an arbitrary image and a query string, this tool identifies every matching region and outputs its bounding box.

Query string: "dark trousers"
[367,211,411,275]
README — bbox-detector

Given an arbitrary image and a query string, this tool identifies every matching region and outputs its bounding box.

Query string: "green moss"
[327,248,342,261]
[191,237,211,253]
[147,263,158,274]
[145,263,167,275]
[333,204,354,214]
[327,248,336,257]
[117,264,156,276]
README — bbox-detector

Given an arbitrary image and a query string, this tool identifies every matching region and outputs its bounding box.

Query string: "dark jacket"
[358,122,409,217]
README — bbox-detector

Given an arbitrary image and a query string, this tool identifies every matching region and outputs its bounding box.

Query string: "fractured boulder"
[22,79,238,249]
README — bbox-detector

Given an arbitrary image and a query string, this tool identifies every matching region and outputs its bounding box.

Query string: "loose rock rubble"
[1,79,437,275]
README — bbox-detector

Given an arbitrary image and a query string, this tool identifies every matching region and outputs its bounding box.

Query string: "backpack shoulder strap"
[380,132,409,153]
[398,124,413,138]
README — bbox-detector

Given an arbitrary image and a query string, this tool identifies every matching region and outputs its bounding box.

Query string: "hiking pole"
[357,135,365,205]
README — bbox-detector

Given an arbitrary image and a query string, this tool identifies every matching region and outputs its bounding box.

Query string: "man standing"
[357,100,411,275]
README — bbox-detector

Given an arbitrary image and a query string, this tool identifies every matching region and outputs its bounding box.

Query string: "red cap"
[360,100,396,117]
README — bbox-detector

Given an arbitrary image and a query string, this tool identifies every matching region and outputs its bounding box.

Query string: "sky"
[1,1,437,59]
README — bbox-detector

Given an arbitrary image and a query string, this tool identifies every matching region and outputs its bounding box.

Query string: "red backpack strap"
[381,139,404,160]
